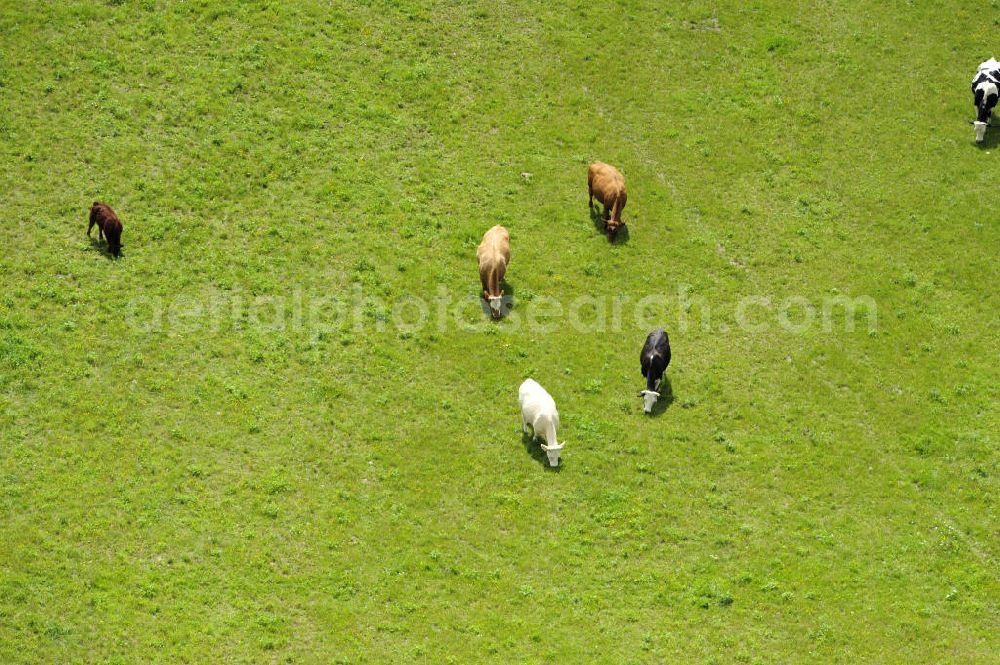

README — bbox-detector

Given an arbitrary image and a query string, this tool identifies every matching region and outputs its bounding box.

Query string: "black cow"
[972,58,1000,142]
[639,328,671,413]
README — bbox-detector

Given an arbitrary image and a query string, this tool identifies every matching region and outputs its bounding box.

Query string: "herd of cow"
[478,161,671,467]
[86,64,996,467]
[511,63,1000,466]
[88,160,665,468]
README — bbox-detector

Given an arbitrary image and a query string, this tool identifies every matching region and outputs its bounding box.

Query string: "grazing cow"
[518,379,564,467]
[639,328,671,414]
[587,161,627,240]
[88,202,123,257]
[972,58,1000,142]
[477,225,510,319]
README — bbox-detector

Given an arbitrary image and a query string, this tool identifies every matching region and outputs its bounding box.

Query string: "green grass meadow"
[1,0,998,662]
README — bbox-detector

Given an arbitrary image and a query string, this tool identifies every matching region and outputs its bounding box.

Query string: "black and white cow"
[972,58,1000,142]
[639,328,671,414]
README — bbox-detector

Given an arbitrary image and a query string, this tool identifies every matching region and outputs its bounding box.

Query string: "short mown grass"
[1,1,997,663]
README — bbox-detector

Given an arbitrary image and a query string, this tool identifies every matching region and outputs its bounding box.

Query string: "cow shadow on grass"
[975,130,1000,149]
[521,430,562,472]
[588,205,630,245]
[477,280,516,320]
[646,376,674,417]
[88,237,121,260]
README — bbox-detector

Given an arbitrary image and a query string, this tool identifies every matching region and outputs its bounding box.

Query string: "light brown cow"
[587,161,627,240]
[476,225,510,319]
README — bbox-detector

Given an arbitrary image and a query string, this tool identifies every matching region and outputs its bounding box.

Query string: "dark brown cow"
[88,202,123,257]
[587,161,627,240]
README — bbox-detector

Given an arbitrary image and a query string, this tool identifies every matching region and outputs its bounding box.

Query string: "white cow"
[518,379,564,467]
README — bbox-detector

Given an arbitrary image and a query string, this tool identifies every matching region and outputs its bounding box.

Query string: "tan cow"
[477,225,510,319]
[587,161,627,240]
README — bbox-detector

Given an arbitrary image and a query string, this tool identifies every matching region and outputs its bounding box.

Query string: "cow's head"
[639,390,660,414]
[539,441,564,467]
[975,121,988,143]
[487,290,505,319]
[606,220,623,241]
